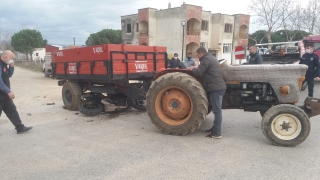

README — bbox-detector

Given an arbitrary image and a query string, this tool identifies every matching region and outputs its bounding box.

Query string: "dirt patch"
[15,61,43,72]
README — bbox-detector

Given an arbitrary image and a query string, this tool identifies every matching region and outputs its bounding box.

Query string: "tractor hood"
[220,63,308,103]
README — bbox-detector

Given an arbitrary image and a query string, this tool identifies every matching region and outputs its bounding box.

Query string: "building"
[121,3,250,64]
[32,48,46,61]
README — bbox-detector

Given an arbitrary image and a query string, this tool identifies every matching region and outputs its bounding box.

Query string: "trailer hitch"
[299,97,320,117]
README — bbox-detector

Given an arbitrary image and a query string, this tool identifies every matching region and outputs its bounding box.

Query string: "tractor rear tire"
[261,104,310,147]
[146,72,208,135]
[62,81,82,111]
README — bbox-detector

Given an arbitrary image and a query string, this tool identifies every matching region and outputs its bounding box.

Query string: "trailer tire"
[78,103,104,116]
[261,104,310,146]
[62,81,82,111]
[146,72,208,135]
[129,99,146,111]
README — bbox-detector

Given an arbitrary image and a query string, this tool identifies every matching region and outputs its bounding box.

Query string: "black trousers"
[306,76,315,97]
[0,95,24,129]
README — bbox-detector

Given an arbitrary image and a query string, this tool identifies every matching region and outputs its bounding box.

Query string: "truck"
[52,44,320,147]
[43,52,53,77]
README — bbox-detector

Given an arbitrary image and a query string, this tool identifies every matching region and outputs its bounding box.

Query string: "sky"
[0,0,303,46]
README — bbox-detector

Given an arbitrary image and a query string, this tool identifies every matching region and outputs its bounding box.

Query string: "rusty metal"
[161,89,191,120]
[301,97,320,117]
[280,85,290,96]
[299,76,305,90]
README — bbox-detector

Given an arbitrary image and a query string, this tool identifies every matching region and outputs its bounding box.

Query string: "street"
[1,67,320,180]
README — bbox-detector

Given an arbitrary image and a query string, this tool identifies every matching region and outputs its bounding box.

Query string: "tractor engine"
[223,82,276,108]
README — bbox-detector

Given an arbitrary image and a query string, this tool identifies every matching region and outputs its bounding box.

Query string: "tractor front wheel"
[261,104,310,146]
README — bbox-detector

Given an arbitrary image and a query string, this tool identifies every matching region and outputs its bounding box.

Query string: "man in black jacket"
[299,44,320,97]
[168,53,181,68]
[0,50,32,134]
[248,46,263,64]
[188,47,227,139]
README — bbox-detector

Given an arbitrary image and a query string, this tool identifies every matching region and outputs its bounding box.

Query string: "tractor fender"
[154,68,202,83]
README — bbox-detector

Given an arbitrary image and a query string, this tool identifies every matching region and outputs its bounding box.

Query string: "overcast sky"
[0,0,303,46]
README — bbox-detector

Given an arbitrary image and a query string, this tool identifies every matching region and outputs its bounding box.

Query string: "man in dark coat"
[0,50,32,134]
[299,44,320,97]
[248,46,263,64]
[188,47,227,139]
[168,53,181,68]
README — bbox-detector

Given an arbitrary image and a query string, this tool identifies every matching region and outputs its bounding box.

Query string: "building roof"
[47,44,63,48]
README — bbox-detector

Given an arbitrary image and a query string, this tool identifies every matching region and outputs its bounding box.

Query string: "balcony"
[139,30,148,37]
[187,29,200,36]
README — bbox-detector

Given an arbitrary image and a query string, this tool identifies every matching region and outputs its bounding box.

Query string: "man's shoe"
[206,132,222,139]
[17,126,33,134]
[205,128,212,134]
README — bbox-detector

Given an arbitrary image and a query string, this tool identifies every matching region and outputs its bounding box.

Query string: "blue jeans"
[209,90,225,135]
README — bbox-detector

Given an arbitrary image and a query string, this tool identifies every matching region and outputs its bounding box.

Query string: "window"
[223,43,232,53]
[126,24,132,33]
[201,20,208,31]
[126,42,131,44]
[200,42,207,49]
[224,23,233,33]
[136,23,139,32]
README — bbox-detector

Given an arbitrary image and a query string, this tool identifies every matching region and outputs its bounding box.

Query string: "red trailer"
[52,44,167,115]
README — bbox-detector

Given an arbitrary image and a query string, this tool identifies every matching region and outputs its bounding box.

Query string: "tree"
[85,29,122,46]
[248,0,293,48]
[11,29,47,61]
[281,3,304,42]
[302,0,320,34]
[249,30,268,46]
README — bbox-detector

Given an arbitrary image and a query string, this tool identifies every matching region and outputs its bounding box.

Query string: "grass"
[15,61,43,72]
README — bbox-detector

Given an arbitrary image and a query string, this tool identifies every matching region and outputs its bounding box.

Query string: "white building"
[121,3,250,64]
[32,48,46,61]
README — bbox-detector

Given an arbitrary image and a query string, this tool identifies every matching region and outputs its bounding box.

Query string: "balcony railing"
[139,30,148,37]
[187,29,200,36]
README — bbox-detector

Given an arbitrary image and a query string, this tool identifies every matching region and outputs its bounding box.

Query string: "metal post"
[73,37,75,45]
[182,26,185,61]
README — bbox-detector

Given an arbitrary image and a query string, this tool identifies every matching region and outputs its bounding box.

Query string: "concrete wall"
[121,14,139,45]
[221,14,234,64]
[200,11,211,49]
[148,9,157,46]
[156,7,184,58]
[211,14,223,60]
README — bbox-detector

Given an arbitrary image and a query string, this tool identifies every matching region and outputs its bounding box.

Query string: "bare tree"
[249,0,293,49]
[0,28,14,51]
[302,0,320,34]
[282,3,304,42]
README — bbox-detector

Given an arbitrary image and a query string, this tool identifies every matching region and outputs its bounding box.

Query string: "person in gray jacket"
[188,47,227,139]
[184,52,196,67]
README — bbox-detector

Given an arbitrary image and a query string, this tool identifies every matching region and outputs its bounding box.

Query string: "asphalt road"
[1,67,320,180]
